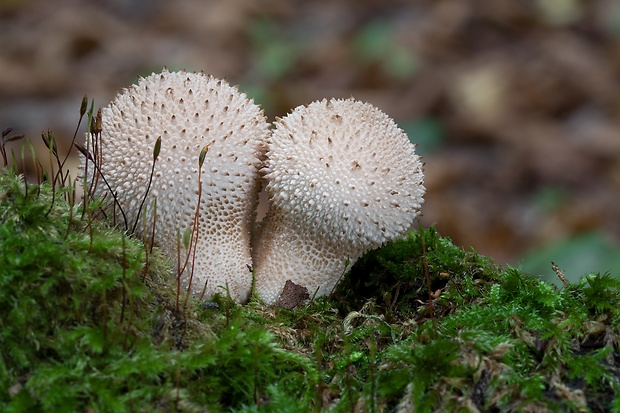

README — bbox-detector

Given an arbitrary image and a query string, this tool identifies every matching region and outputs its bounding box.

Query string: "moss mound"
[1,170,619,412]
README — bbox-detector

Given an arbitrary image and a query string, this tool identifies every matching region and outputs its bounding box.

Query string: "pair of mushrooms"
[83,69,425,305]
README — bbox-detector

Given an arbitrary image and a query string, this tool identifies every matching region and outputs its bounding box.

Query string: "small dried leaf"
[2,127,12,138]
[275,280,310,310]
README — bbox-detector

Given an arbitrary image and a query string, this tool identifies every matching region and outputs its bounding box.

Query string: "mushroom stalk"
[252,205,362,301]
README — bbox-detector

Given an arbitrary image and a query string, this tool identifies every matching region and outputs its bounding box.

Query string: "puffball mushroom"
[82,69,269,302]
[252,98,425,305]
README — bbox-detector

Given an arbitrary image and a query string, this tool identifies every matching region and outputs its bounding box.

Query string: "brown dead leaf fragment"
[275,280,310,310]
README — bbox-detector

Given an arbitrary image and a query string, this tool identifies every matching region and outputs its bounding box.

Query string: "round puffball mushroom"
[252,98,425,305]
[82,69,269,302]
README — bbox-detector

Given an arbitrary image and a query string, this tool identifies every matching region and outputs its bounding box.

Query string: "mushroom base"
[252,206,364,305]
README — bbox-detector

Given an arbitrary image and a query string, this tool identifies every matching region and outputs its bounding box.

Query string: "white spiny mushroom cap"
[83,69,268,302]
[265,98,424,248]
[253,98,425,304]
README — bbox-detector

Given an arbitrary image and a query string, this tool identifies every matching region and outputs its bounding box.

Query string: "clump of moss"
[335,227,503,319]
[1,171,156,409]
[0,171,315,411]
[1,168,619,412]
[330,229,620,411]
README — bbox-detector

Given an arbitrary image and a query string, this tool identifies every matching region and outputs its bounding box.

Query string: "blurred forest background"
[1,0,619,283]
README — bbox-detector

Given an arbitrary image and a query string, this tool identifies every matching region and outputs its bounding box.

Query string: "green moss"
[1,169,619,412]
[335,227,503,320]
[0,171,315,412]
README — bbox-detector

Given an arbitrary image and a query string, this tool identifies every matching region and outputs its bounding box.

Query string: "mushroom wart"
[252,98,425,305]
[82,69,269,302]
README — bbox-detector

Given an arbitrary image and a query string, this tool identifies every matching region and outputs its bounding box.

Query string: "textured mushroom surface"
[253,98,425,304]
[82,69,268,302]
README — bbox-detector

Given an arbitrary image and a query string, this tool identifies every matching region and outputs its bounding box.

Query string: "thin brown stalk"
[0,127,10,167]
[131,136,161,234]
[120,234,127,324]
[176,230,182,311]
[73,142,128,231]
[64,176,76,240]
[181,145,210,314]
[57,95,88,187]
[81,100,96,218]
[1,129,25,168]
[19,142,28,199]
[198,279,209,301]
[141,203,151,283]
[421,225,435,329]
[149,198,157,253]
[43,131,60,218]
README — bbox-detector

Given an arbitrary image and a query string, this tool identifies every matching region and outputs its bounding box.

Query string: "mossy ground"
[1,169,619,412]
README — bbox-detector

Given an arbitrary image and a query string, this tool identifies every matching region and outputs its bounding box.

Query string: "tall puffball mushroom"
[253,98,425,305]
[82,69,269,302]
